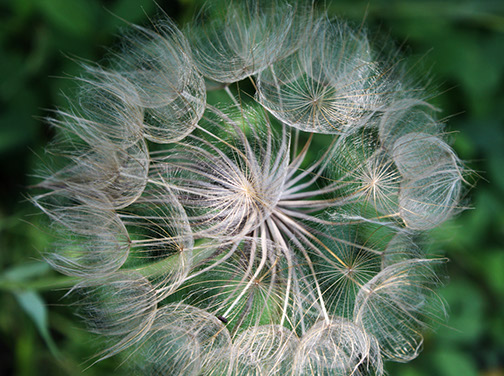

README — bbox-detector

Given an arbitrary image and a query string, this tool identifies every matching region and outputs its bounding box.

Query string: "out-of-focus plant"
[31,1,469,375]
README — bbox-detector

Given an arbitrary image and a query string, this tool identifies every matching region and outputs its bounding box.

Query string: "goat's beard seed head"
[33,1,469,375]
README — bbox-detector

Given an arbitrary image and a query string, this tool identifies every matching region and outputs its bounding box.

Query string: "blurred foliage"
[1,0,503,375]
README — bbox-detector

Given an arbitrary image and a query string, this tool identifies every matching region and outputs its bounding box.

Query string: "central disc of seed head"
[161,107,290,240]
[220,142,287,237]
[240,166,284,219]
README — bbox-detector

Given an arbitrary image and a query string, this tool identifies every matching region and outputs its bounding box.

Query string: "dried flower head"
[34,1,467,375]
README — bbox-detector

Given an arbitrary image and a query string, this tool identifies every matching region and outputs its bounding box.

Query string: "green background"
[1,0,503,375]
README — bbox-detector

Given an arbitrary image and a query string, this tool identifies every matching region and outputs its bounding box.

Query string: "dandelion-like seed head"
[34,2,468,375]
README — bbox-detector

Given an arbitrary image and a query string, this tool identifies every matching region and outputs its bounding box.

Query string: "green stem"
[0,275,77,291]
[0,244,216,292]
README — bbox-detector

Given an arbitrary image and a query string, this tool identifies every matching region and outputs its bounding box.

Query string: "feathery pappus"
[33,1,468,375]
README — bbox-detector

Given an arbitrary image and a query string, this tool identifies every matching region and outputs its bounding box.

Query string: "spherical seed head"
[32,2,469,374]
